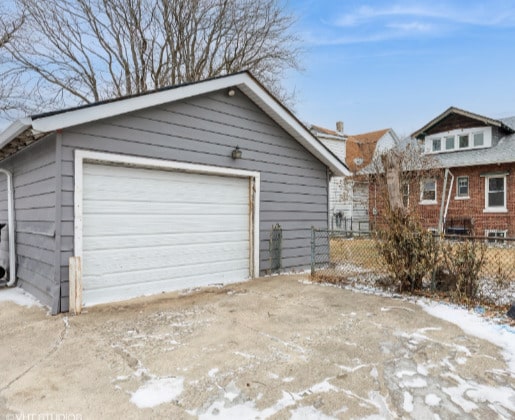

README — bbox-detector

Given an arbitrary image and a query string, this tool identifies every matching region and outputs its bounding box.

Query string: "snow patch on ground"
[419,300,515,374]
[290,405,335,419]
[0,286,42,307]
[130,376,184,408]
[402,391,413,412]
[425,393,441,406]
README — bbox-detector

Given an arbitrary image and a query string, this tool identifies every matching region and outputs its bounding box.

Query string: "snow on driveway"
[1,277,514,419]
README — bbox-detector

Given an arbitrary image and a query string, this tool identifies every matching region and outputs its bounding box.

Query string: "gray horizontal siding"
[59,88,328,309]
[0,135,57,309]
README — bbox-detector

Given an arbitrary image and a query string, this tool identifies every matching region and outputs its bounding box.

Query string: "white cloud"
[334,2,515,28]
[386,21,435,33]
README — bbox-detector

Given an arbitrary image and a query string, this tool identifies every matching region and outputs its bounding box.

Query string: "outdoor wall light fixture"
[227,88,236,97]
[231,146,242,159]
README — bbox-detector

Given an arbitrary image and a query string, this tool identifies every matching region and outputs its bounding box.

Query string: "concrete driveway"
[1,276,514,419]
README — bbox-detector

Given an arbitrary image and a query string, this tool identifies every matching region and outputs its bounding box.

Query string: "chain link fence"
[310,228,515,305]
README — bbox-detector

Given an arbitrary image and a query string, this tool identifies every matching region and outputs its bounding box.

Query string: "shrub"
[442,239,486,305]
[375,209,437,293]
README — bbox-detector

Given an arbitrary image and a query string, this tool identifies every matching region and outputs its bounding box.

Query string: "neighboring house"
[370,106,515,238]
[311,123,398,231]
[0,71,348,313]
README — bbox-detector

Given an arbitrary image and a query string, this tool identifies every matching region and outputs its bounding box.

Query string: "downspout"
[437,169,450,234]
[437,168,455,233]
[443,170,454,227]
[0,168,16,286]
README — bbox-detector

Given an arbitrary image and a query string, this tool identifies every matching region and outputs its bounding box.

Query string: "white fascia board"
[6,72,349,175]
[0,118,32,149]
[236,79,350,176]
[31,75,248,133]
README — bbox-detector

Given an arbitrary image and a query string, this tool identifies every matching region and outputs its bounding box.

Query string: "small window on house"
[421,179,437,204]
[459,134,469,148]
[485,175,506,211]
[456,176,469,198]
[485,229,507,244]
[402,182,410,207]
[445,136,455,150]
[473,132,484,147]
[432,138,441,152]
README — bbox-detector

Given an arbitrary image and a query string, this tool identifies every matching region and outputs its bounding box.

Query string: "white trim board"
[1,72,349,176]
[74,149,260,307]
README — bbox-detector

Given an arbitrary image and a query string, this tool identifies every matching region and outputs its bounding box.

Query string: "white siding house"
[311,124,398,232]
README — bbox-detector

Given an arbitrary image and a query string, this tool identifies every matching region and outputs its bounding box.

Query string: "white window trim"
[484,229,508,244]
[485,229,507,237]
[483,174,507,213]
[455,176,470,200]
[426,126,492,154]
[420,178,437,205]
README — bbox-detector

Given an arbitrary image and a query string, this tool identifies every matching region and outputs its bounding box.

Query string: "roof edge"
[411,106,513,139]
[0,118,33,150]
[0,72,350,176]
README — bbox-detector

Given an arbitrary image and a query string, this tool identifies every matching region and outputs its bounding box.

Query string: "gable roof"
[346,128,392,172]
[0,71,350,176]
[411,106,515,139]
[409,106,515,168]
[310,124,346,140]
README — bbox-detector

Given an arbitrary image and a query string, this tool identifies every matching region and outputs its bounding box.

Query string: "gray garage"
[0,72,348,313]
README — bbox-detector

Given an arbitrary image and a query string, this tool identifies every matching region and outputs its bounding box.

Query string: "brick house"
[369,107,515,238]
[311,123,398,231]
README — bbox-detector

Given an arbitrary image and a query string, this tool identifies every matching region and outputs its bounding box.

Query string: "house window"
[425,127,491,154]
[473,132,484,147]
[456,176,469,198]
[420,179,437,204]
[484,174,507,212]
[445,136,454,150]
[459,134,469,148]
[485,229,507,244]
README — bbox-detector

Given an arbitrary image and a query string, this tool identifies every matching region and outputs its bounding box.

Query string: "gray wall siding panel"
[59,89,328,308]
[0,136,57,309]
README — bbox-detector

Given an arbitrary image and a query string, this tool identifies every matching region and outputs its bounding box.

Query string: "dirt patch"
[0,276,514,419]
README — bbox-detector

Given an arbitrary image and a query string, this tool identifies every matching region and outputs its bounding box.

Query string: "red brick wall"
[369,163,514,236]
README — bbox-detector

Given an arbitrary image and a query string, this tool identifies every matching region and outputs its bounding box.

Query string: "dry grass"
[329,236,515,283]
[329,237,383,271]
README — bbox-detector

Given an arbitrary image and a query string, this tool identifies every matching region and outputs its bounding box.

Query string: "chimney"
[336,121,344,134]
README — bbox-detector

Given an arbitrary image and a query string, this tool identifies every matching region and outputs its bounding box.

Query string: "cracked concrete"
[0,275,514,419]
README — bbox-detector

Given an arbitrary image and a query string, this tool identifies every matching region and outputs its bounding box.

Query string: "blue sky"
[284,0,515,137]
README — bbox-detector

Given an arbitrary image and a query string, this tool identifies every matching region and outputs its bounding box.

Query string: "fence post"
[311,226,316,276]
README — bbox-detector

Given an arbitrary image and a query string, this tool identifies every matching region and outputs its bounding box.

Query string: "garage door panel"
[83,200,249,215]
[84,164,247,187]
[83,266,249,306]
[83,214,248,236]
[81,163,252,306]
[84,258,250,290]
[84,185,248,204]
[84,242,250,274]
[83,231,249,251]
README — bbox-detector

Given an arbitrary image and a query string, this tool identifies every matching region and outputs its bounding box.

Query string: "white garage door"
[81,163,251,306]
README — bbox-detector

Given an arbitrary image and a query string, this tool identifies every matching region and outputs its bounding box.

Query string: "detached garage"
[0,72,348,313]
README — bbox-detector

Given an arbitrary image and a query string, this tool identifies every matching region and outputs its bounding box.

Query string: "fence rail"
[310,228,515,305]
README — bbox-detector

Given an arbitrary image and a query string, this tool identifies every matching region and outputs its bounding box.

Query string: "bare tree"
[3,0,300,114]
[372,139,438,215]
[0,5,26,116]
